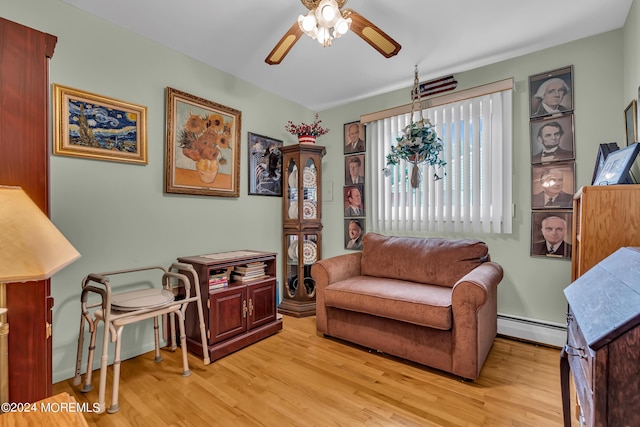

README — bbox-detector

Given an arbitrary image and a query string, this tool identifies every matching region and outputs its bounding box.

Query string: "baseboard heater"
[497,313,567,347]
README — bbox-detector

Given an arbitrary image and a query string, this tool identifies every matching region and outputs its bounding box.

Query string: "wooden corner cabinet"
[561,247,640,427]
[177,250,282,362]
[280,144,326,317]
[571,185,640,281]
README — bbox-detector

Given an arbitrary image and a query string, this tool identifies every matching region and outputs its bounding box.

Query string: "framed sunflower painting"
[165,87,242,197]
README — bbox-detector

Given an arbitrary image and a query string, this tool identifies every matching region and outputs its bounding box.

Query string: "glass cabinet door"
[301,233,318,297]
[285,232,318,299]
[286,159,298,220]
[302,158,318,221]
[285,234,299,298]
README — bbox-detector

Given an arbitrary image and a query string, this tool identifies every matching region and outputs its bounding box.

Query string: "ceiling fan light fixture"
[265,0,401,65]
[299,12,317,33]
[321,3,336,21]
[315,0,339,27]
[333,16,351,36]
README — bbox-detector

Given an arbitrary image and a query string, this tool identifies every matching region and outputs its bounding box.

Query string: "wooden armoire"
[0,17,57,403]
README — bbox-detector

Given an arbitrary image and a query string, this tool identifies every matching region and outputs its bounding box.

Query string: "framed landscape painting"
[53,84,147,164]
[165,87,241,197]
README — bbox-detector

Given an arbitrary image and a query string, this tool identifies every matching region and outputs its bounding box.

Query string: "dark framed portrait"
[591,142,620,184]
[344,154,365,185]
[531,211,573,259]
[344,121,365,154]
[593,142,640,186]
[344,218,365,250]
[344,184,364,217]
[529,65,574,118]
[531,162,575,209]
[248,132,283,196]
[624,99,637,146]
[530,115,575,164]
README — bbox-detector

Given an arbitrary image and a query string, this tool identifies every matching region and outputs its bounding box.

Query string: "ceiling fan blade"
[344,9,401,58]
[265,21,304,65]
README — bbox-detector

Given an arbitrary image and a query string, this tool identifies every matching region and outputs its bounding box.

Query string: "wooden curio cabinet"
[280,144,326,317]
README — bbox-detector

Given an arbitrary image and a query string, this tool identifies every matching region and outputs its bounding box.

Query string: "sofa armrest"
[311,252,362,334]
[450,261,503,380]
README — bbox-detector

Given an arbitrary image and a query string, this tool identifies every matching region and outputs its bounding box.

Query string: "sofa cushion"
[324,276,452,330]
[360,233,489,288]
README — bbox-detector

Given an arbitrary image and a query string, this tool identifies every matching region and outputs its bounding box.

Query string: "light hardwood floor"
[54,315,569,426]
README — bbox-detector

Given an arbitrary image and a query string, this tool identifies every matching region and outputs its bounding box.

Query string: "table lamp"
[0,185,81,405]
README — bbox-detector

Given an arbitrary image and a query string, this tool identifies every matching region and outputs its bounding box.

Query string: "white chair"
[73,262,209,414]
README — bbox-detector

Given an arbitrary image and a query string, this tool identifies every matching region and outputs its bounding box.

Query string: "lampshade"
[0,185,80,283]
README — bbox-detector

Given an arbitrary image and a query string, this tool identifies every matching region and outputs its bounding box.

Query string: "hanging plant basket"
[384,67,447,188]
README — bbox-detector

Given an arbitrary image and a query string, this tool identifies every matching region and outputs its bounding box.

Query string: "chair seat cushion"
[324,276,452,330]
[111,288,175,311]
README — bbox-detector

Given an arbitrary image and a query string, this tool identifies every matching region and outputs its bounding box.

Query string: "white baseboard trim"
[497,313,567,347]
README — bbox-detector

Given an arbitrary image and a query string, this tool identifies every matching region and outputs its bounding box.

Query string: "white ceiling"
[61,0,632,111]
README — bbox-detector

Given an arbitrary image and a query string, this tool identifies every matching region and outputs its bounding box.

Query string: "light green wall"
[1,0,635,383]
[624,0,640,105]
[1,0,316,382]
[319,31,626,329]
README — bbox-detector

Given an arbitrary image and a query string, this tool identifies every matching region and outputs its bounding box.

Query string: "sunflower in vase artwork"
[179,112,232,183]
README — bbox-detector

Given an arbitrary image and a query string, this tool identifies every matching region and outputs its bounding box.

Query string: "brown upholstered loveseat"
[311,233,503,380]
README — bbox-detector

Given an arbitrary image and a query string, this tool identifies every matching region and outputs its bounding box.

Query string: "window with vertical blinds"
[366,85,513,234]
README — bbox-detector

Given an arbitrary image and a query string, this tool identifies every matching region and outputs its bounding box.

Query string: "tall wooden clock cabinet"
[280,144,325,317]
[0,17,57,402]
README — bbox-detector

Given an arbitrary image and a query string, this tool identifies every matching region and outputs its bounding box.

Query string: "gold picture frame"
[165,87,241,197]
[53,84,147,164]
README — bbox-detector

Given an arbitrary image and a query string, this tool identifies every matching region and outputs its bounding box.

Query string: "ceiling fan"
[265,0,401,65]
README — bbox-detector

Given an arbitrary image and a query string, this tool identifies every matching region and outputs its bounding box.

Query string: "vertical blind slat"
[368,89,512,235]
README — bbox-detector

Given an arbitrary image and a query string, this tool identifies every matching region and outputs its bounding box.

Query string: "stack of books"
[208,270,229,290]
[231,262,267,282]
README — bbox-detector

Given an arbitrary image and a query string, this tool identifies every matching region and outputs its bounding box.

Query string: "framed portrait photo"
[593,142,640,186]
[248,132,283,197]
[624,99,638,146]
[531,211,573,259]
[344,184,364,217]
[53,83,147,164]
[531,162,575,209]
[344,121,365,154]
[165,87,241,197]
[529,65,574,118]
[591,142,620,185]
[344,154,365,185]
[344,218,365,250]
[530,115,575,164]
